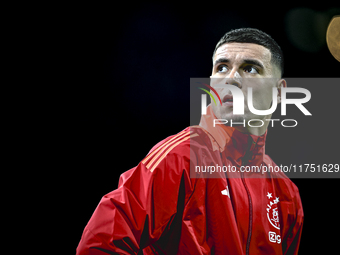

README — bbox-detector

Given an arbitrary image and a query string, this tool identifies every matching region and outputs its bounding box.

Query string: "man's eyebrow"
[213,58,265,70]
[243,59,264,69]
[214,58,229,66]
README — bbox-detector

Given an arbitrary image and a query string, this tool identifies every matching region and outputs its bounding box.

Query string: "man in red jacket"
[77,28,303,254]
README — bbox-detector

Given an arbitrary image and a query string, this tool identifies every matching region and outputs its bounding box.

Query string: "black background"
[67,4,340,254]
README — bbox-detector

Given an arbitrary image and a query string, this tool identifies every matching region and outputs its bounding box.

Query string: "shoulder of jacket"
[139,126,219,173]
[189,125,221,152]
[140,127,192,173]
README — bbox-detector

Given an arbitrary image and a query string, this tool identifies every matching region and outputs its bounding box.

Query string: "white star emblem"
[221,186,230,198]
[267,192,272,199]
[274,197,279,203]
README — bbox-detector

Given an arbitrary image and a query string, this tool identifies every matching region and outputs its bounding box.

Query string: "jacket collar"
[199,105,267,166]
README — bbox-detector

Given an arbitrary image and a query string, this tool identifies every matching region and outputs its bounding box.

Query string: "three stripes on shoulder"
[142,129,198,172]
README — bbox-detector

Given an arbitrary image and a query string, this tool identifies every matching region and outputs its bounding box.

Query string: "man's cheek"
[215,88,224,98]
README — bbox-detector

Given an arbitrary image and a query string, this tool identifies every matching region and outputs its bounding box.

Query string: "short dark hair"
[213,28,284,77]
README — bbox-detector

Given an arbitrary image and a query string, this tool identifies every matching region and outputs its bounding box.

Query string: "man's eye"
[217,65,228,73]
[244,66,259,74]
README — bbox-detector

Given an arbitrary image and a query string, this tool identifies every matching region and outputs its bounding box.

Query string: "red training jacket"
[77,105,304,254]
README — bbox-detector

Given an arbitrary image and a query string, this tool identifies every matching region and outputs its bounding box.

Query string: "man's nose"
[225,69,242,88]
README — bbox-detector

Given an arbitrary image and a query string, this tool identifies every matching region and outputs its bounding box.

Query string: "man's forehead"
[214,42,272,64]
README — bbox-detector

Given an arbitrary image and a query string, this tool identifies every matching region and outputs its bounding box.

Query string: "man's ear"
[277,79,287,104]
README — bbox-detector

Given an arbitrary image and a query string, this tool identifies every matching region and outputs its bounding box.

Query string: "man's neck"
[232,114,272,136]
[233,124,267,136]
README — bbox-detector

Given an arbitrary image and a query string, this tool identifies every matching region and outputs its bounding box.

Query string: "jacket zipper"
[241,173,253,255]
[241,137,256,255]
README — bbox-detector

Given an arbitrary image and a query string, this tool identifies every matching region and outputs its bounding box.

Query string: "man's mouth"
[222,95,233,106]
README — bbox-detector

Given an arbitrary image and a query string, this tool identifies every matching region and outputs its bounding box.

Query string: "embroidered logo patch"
[266,192,280,230]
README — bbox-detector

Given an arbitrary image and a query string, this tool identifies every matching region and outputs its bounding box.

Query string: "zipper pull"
[250,137,258,151]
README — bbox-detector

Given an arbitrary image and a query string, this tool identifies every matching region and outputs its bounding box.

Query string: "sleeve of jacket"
[76,129,196,255]
[284,184,304,255]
